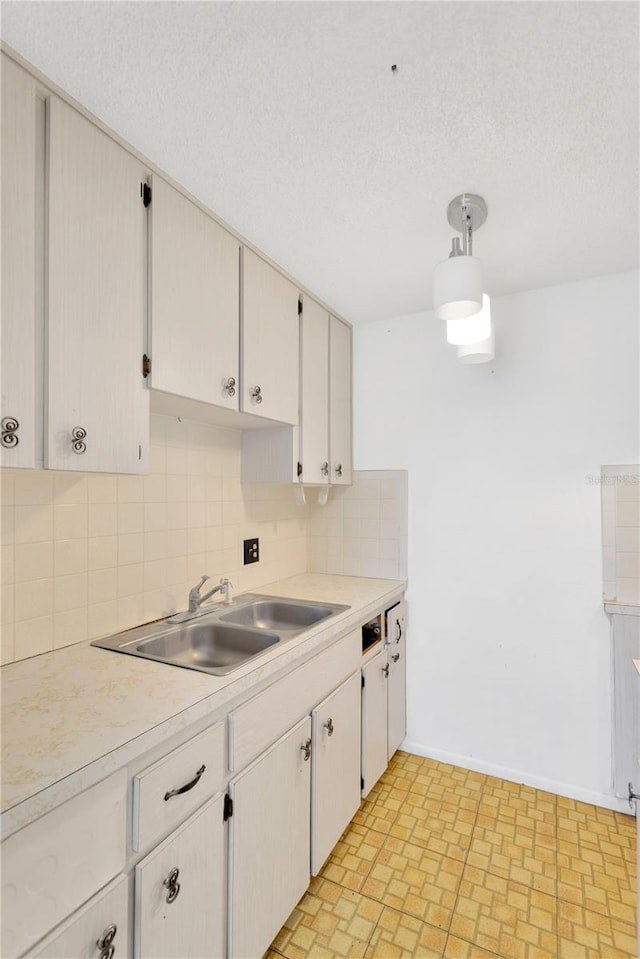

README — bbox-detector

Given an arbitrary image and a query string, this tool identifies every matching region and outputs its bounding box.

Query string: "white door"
[361,649,389,796]
[1,54,43,467]
[24,875,130,959]
[241,247,299,425]
[300,296,329,485]
[228,716,311,959]
[46,97,149,473]
[148,176,240,409]
[311,672,361,874]
[329,316,352,485]
[134,793,226,959]
[386,600,407,759]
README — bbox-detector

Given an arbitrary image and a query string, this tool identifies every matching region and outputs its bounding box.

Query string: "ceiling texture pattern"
[2,1,638,323]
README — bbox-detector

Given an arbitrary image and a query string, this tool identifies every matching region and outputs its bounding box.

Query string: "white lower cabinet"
[311,671,362,874]
[23,875,130,959]
[361,648,390,797]
[228,717,312,959]
[134,793,226,959]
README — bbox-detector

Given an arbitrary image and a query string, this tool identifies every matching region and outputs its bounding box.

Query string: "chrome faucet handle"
[192,575,210,595]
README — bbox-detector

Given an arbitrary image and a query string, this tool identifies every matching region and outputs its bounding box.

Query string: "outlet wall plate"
[243,537,259,565]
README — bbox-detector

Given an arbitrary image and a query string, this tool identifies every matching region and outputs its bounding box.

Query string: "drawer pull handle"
[324,718,334,736]
[96,923,117,959]
[163,866,181,904]
[396,618,402,643]
[382,663,390,678]
[301,738,312,761]
[164,764,206,801]
[392,653,400,663]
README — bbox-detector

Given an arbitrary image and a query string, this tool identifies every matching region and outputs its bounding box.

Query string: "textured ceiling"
[1,1,638,323]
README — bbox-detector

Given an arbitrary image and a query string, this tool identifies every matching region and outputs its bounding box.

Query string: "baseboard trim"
[400,740,633,816]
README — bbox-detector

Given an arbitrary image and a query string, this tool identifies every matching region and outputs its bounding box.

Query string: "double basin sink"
[91,594,350,676]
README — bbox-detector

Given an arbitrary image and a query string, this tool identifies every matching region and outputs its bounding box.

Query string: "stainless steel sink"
[219,599,338,633]
[136,622,280,674]
[91,593,350,676]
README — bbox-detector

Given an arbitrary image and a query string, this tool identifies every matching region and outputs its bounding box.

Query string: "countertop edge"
[605,603,640,617]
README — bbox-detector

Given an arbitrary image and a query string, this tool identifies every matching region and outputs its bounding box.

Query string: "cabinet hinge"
[142,182,152,207]
[298,300,303,316]
[223,793,233,822]
[297,461,303,477]
[142,354,151,378]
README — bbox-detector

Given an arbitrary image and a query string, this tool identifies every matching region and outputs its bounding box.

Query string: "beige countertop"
[1,573,405,837]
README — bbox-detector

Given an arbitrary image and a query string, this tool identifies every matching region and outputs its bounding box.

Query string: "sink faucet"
[188,575,233,613]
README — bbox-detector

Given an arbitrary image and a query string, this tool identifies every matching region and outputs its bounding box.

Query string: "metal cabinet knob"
[1,417,19,448]
[334,463,343,477]
[250,385,263,404]
[392,653,400,663]
[301,737,312,761]
[382,663,390,678]
[72,426,87,454]
[321,462,329,476]
[223,376,236,397]
[96,923,117,959]
[324,718,334,736]
[163,866,181,903]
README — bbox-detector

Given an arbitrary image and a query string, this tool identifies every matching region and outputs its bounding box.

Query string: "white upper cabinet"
[46,97,149,473]
[329,315,352,485]
[240,247,299,425]
[300,296,330,485]
[1,54,43,468]
[148,176,240,410]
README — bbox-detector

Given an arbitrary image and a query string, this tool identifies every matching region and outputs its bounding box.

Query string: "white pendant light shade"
[433,254,483,320]
[457,324,495,364]
[446,294,491,345]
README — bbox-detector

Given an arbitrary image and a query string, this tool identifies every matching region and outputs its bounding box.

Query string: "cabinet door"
[47,97,149,473]
[387,600,407,759]
[311,672,361,874]
[134,793,226,959]
[228,716,311,959]
[24,875,129,959]
[149,176,240,409]
[329,316,352,485]
[1,54,43,467]
[300,296,329,485]
[361,649,388,796]
[241,247,299,425]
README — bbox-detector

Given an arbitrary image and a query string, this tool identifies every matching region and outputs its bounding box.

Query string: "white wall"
[353,270,639,809]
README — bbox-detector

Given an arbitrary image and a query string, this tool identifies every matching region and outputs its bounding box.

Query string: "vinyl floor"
[267,751,637,959]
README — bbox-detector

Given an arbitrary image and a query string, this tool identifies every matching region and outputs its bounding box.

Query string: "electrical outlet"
[243,537,259,565]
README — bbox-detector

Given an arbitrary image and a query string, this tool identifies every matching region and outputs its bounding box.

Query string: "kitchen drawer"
[228,629,360,771]
[132,721,225,852]
[22,875,130,959]
[1,770,127,959]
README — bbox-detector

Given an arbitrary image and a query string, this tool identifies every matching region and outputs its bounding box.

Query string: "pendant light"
[433,194,487,321]
[457,324,495,364]
[447,294,492,345]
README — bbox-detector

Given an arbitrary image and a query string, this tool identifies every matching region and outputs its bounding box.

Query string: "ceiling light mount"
[446,193,487,256]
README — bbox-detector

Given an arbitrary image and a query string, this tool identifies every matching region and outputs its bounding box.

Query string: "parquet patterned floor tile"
[363,906,447,958]
[467,820,556,895]
[557,899,637,958]
[360,836,464,929]
[269,751,637,959]
[319,821,386,892]
[449,865,557,959]
[271,877,383,959]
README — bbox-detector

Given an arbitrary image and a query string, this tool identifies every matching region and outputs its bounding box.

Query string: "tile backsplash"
[307,470,408,580]
[601,464,640,605]
[0,415,310,664]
